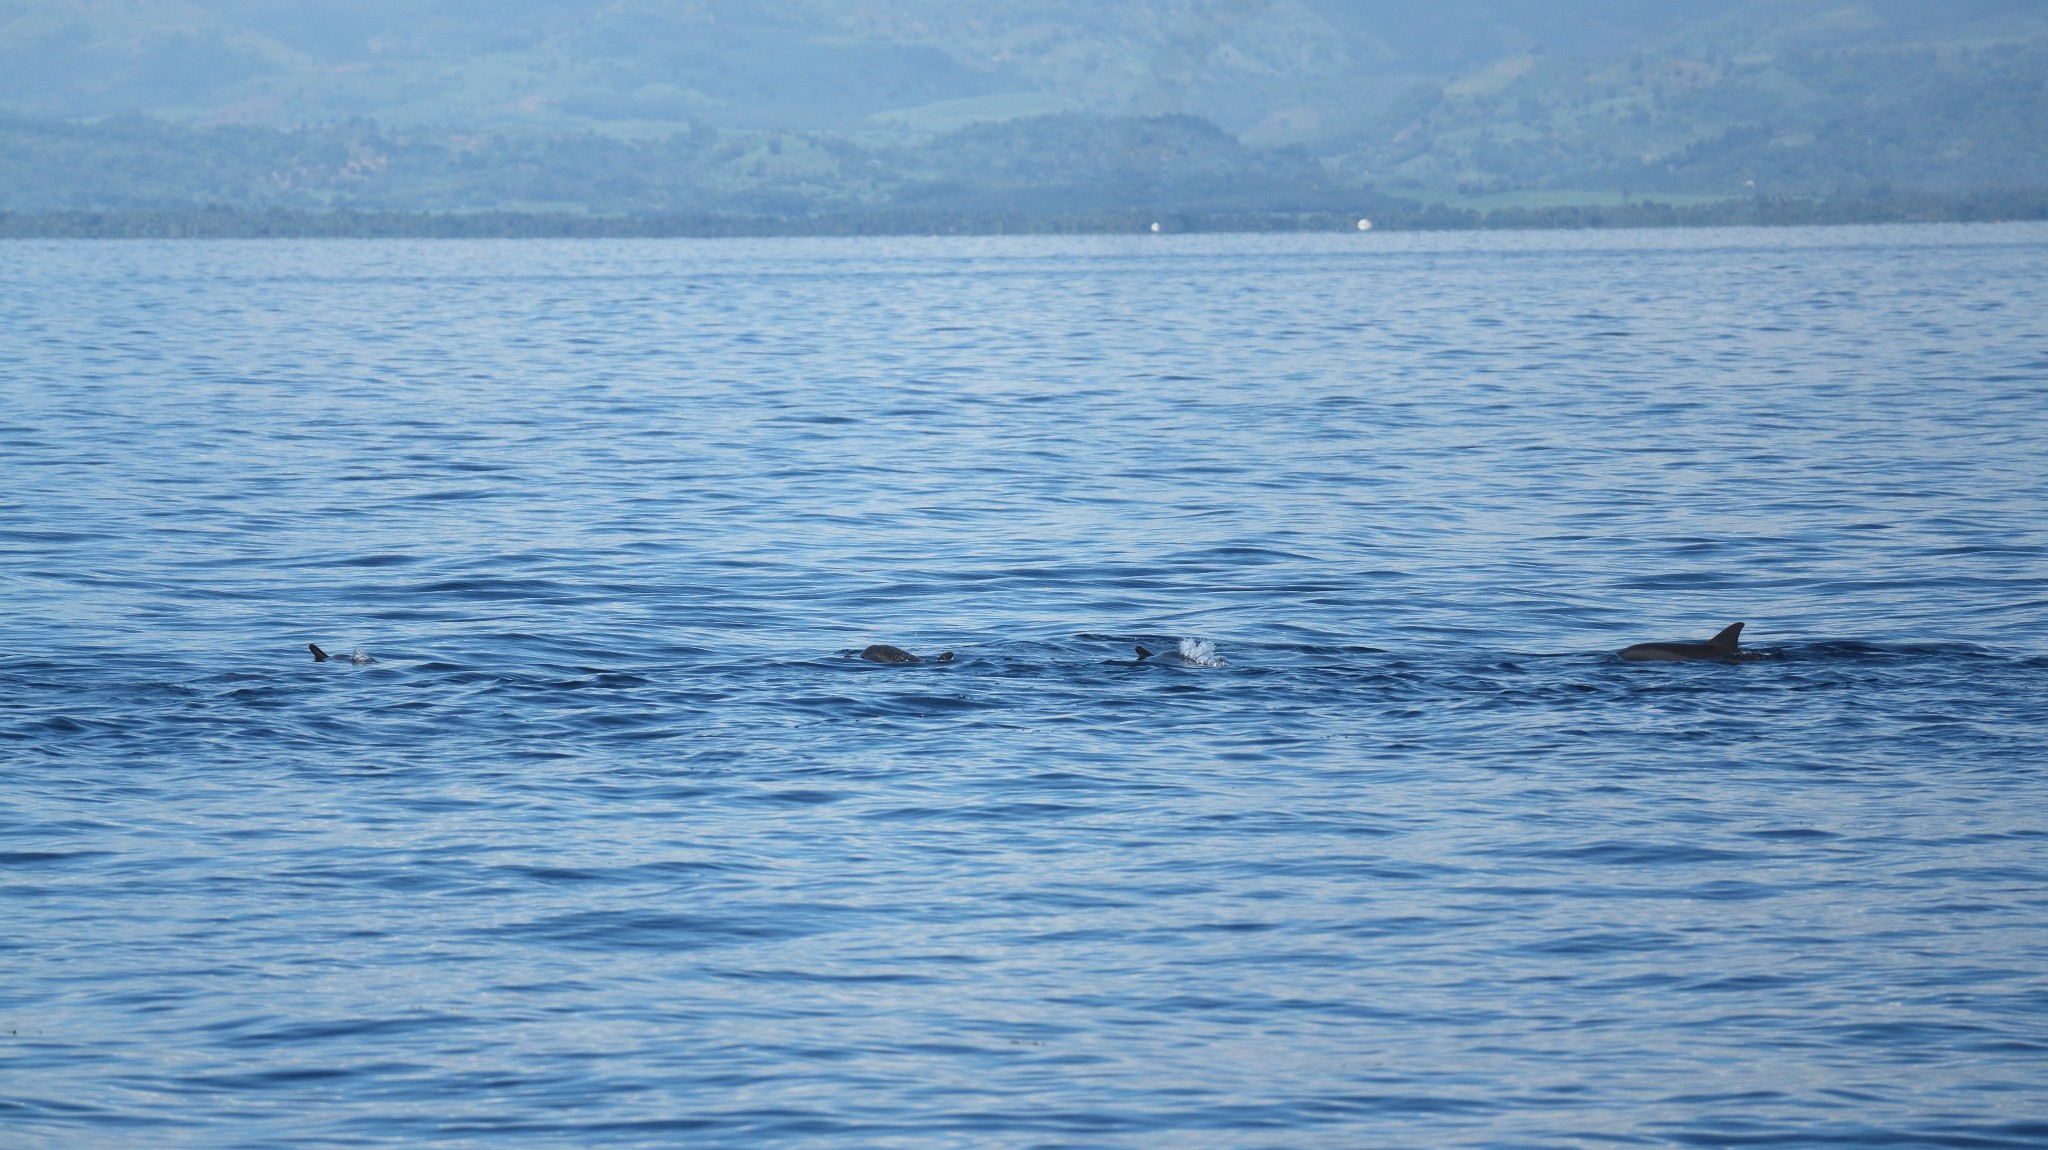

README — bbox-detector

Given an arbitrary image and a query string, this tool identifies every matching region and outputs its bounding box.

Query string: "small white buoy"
[1150,221,1161,233]
[1357,218,1373,231]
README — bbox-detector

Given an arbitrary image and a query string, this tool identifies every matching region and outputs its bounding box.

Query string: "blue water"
[3,225,2047,1148]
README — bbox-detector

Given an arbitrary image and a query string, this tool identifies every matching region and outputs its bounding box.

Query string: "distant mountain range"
[3,0,2045,217]
[0,1,1734,135]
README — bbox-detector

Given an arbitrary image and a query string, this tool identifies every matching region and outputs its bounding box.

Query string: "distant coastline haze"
[2,1,2046,228]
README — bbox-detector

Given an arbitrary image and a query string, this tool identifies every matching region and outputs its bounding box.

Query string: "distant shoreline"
[4,192,2044,239]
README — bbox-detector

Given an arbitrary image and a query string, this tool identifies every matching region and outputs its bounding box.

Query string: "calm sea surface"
[3,226,2047,1148]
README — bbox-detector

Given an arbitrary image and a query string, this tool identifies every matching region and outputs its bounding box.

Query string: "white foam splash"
[1178,638,1227,668]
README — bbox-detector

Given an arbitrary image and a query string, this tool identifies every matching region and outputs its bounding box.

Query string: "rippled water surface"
[4,226,2048,1147]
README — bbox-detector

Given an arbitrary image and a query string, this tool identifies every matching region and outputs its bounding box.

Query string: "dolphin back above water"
[1618,622,1748,663]
[309,643,376,665]
[860,644,954,664]
[1133,639,1229,667]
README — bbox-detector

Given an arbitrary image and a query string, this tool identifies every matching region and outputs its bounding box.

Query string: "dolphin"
[309,643,376,665]
[1618,622,1748,663]
[860,644,954,664]
[1132,639,1228,667]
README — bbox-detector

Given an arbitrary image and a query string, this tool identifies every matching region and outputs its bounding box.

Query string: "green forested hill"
[0,110,1369,215]
[1340,36,2048,196]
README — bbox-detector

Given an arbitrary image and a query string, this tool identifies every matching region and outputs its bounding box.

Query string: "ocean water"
[3,225,2046,1148]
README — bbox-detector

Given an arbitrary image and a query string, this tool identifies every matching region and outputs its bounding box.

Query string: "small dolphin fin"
[1708,622,1744,656]
[937,652,955,662]
[309,643,329,662]
[1135,645,1152,661]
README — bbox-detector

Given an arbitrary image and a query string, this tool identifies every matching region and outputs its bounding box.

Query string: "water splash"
[1178,638,1227,668]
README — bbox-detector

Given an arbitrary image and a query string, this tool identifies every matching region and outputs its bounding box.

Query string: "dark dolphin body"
[860,644,953,664]
[1618,622,1748,663]
[309,643,375,665]
[1131,641,1227,667]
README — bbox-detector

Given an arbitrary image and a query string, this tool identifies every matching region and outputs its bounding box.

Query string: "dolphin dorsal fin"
[1708,622,1744,655]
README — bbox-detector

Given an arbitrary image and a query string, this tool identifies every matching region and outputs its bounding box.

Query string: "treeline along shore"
[9,100,2048,239]
[5,192,2045,239]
